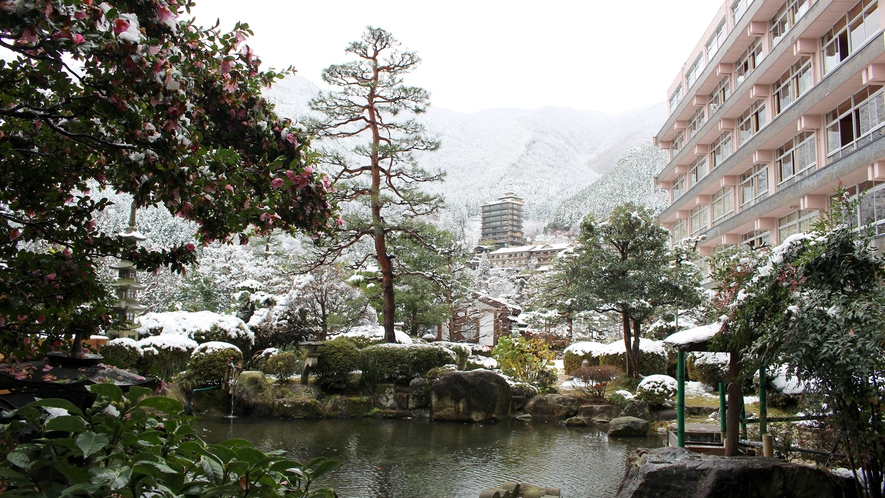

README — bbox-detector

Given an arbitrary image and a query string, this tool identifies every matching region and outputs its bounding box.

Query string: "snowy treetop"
[137,311,254,342]
[193,341,240,356]
[663,324,719,348]
[334,325,413,344]
[565,338,667,357]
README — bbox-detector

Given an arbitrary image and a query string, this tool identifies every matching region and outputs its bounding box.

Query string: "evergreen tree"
[308,27,441,342]
[565,203,702,377]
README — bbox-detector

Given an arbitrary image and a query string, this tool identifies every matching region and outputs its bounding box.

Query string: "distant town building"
[481,192,525,247]
[487,242,571,269]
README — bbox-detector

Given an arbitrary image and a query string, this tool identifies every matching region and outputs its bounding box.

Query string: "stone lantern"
[107,205,146,340]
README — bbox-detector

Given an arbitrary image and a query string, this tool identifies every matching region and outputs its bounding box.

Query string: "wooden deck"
[668,423,725,456]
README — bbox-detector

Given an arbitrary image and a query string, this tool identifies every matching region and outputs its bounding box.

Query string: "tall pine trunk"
[621,309,634,378]
[631,319,641,378]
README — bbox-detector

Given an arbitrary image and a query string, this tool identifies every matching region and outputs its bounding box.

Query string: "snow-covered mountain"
[266,75,667,242]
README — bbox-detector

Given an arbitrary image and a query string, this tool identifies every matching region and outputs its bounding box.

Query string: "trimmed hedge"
[563,349,600,374]
[187,343,243,386]
[359,344,456,385]
[192,324,253,360]
[687,352,729,387]
[598,349,667,376]
[314,337,360,392]
[100,339,141,371]
[265,351,300,381]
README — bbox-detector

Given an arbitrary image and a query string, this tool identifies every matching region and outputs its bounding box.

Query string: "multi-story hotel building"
[654,0,885,256]
[481,192,526,248]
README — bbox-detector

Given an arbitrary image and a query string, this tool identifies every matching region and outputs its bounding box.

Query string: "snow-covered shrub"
[264,351,300,381]
[136,334,197,380]
[597,339,668,376]
[562,341,604,373]
[636,374,677,407]
[434,341,471,370]
[687,352,729,388]
[466,354,498,370]
[136,311,254,359]
[426,364,458,380]
[359,344,456,385]
[182,341,243,388]
[100,338,142,371]
[608,391,630,409]
[249,347,279,372]
[569,364,622,400]
[314,337,360,392]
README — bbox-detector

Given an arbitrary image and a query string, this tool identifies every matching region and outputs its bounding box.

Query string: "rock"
[578,403,622,420]
[617,446,857,498]
[621,399,652,420]
[321,395,349,418]
[431,370,512,422]
[233,371,274,417]
[526,394,580,419]
[374,385,397,409]
[273,398,321,419]
[607,416,650,437]
[478,482,561,498]
[564,416,588,427]
[409,378,432,409]
[347,396,374,417]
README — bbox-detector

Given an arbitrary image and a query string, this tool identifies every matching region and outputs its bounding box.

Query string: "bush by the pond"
[597,339,668,376]
[99,338,142,371]
[180,341,243,388]
[608,391,629,409]
[636,374,677,407]
[315,337,361,392]
[136,335,196,380]
[562,342,605,373]
[492,335,556,387]
[266,351,300,381]
[0,384,338,496]
[359,344,456,385]
[687,352,729,387]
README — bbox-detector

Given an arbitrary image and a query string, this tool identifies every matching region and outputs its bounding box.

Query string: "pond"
[194,416,667,498]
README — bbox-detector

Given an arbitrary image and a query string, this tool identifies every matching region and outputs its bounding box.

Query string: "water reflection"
[194,417,666,498]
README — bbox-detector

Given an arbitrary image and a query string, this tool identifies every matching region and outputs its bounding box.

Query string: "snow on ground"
[334,325,413,344]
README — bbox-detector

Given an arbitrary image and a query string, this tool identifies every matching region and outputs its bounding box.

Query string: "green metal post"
[759,367,768,438]
[677,350,685,447]
[740,397,747,439]
[719,382,727,434]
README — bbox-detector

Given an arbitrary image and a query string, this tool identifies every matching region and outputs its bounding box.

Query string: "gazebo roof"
[663,324,722,352]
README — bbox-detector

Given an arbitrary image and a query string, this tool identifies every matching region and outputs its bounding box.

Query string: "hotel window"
[672,219,688,244]
[732,0,755,24]
[672,130,685,154]
[687,54,705,89]
[739,164,769,207]
[778,209,819,240]
[706,20,727,60]
[822,0,880,74]
[826,85,885,162]
[738,100,767,145]
[777,131,816,184]
[712,187,735,223]
[711,131,733,169]
[854,183,885,235]
[773,57,812,115]
[770,0,813,47]
[690,205,708,237]
[670,85,683,114]
[672,174,686,201]
[689,156,707,187]
[735,38,763,86]
[741,230,771,249]
[687,107,706,140]
[710,77,732,114]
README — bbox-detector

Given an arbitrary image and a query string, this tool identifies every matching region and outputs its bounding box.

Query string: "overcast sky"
[190,0,723,115]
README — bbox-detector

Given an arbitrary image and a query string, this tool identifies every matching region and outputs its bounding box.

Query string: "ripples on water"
[195,417,666,498]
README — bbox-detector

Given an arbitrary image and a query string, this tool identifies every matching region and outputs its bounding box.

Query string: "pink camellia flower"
[46,273,56,281]
[74,10,87,20]
[185,242,196,251]
[225,184,235,193]
[71,33,85,44]
[23,27,38,44]
[10,229,20,241]
[271,178,284,189]
[114,18,130,34]
[285,133,297,145]
[336,217,345,226]
[157,5,174,23]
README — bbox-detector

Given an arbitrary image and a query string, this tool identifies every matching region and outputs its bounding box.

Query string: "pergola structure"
[664,324,769,456]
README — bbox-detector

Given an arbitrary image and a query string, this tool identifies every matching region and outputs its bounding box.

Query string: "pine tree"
[308,27,441,343]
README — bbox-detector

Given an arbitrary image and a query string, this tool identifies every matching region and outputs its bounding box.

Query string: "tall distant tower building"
[481,192,525,247]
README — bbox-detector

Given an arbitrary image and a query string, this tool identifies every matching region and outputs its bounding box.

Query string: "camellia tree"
[0,0,336,358]
[711,188,885,494]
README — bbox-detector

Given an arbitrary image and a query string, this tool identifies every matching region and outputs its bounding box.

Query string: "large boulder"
[607,416,650,437]
[578,403,622,422]
[273,398,321,419]
[431,370,512,422]
[232,371,274,417]
[409,378,432,409]
[526,394,580,419]
[617,447,857,498]
[621,399,652,420]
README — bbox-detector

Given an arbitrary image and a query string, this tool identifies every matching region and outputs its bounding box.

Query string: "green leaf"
[88,383,123,402]
[199,455,225,485]
[5,452,29,469]
[310,458,340,479]
[75,431,109,458]
[44,415,88,433]
[136,396,183,415]
[126,385,151,403]
[53,459,89,487]
[26,398,83,416]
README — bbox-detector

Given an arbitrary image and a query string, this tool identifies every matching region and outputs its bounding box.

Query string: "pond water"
[194,416,666,498]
